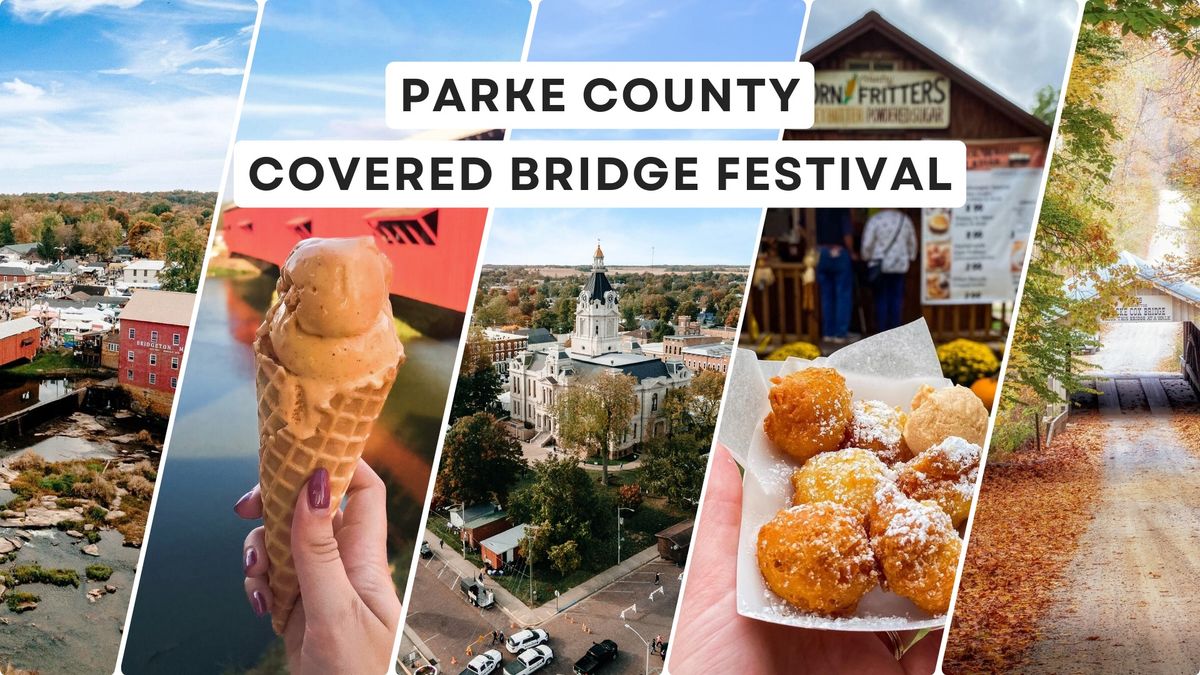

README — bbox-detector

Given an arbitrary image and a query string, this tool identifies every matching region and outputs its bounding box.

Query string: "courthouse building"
[507,245,692,456]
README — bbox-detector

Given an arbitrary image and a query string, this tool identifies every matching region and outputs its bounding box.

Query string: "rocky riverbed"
[0,407,161,675]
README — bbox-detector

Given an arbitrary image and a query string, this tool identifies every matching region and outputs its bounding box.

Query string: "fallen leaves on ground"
[1172,415,1200,458]
[942,412,1107,674]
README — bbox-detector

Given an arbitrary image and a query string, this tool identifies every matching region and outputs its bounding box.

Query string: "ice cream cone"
[252,236,403,634]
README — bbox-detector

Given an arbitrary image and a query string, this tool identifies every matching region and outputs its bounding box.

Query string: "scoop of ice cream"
[283,237,392,338]
[902,384,988,454]
[266,237,402,383]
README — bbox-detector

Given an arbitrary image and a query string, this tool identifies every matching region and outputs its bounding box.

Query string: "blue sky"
[236,0,530,140]
[0,0,257,193]
[489,0,808,266]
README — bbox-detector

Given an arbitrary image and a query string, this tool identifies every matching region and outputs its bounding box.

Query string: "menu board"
[921,141,1045,305]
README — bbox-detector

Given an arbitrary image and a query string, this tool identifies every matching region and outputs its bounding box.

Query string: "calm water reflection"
[122,274,456,674]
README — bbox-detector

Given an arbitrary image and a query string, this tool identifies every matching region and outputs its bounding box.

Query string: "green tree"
[37,223,59,261]
[1030,84,1060,126]
[640,432,707,507]
[553,295,575,334]
[509,456,613,567]
[160,223,207,292]
[473,294,510,327]
[551,371,637,487]
[547,540,581,575]
[435,413,526,506]
[450,327,503,422]
[0,213,13,246]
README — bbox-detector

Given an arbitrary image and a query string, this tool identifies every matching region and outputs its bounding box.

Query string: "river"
[120,274,456,674]
[0,383,155,674]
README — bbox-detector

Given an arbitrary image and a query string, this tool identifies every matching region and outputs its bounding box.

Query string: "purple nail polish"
[244,547,257,573]
[233,490,254,512]
[308,468,330,510]
[251,590,267,617]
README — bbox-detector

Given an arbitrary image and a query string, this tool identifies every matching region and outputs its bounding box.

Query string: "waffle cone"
[254,342,397,634]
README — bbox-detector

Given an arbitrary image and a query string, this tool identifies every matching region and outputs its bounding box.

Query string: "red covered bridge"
[221,206,487,334]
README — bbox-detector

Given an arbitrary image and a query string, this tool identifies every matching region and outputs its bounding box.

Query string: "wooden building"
[0,317,41,366]
[752,11,1051,346]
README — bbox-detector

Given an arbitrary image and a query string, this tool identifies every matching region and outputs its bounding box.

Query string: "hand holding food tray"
[720,319,987,632]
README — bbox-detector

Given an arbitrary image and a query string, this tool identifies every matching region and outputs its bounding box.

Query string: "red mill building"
[751,11,1051,347]
[118,290,194,414]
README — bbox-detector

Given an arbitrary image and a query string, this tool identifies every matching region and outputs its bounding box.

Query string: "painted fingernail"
[243,547,257,574]
[308,468,330,511]
[233,490,254,512]
[251,590,267,617]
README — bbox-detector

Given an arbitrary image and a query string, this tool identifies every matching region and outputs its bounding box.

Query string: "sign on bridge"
[1114,294,1174,322]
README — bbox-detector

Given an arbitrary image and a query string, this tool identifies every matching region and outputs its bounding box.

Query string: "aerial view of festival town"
[0,192,205,673]
[397,220,750,675]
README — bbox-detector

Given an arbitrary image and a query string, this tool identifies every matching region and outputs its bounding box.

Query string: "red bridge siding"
[222,207,486,313]
[0,328,39,367]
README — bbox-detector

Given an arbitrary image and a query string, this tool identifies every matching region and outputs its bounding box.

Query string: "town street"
[405,546,680,674]
[1023,374,1200,673]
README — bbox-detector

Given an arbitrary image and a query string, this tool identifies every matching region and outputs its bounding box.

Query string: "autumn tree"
[79,217,123,258]
[160,223,207,293]
[551,370,638,487]
[11,213,37,244]
[435,412,526,506]
[450,326,503,422]
[128,219,165,259]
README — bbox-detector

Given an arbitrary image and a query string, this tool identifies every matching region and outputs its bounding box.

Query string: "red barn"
[0,317,41,366]
[118,290,195,412]
[221,207,486,314]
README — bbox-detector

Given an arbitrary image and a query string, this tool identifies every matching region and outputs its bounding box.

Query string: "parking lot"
[405,552,682,674]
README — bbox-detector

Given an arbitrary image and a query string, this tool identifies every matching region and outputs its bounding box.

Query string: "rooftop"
[0,317,41,340]
[120,290,195,326]
[126,259,166,271]
[480,523,529,555]
[683,343,733,358]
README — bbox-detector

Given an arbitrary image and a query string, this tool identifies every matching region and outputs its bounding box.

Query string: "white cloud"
[180,0,256,12]
[2,77,45,99]
[0,93,240,191]
[3,0,143,20]
[185,66,243,76]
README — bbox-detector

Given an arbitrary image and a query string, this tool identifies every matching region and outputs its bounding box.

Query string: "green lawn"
[5,350,106,378]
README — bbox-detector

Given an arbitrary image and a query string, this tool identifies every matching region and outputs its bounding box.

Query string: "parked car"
[573,640,618,674]
[420,541,433,559]
[503,645,553,675]
[505,628,548,654]
[459,649,502,675]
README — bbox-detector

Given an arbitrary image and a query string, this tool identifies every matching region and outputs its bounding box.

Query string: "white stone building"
[507,245,693,457]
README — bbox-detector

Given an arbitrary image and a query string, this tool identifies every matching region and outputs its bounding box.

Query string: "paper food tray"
[724,319,953,632]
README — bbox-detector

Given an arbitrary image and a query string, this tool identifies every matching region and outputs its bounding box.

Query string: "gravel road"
[1023,395,1200,674]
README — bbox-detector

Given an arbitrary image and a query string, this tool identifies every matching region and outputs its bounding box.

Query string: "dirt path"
[1023,391,1200,673]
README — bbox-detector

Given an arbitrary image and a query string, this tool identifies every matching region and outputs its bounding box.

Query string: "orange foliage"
[943,414,1107,673]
